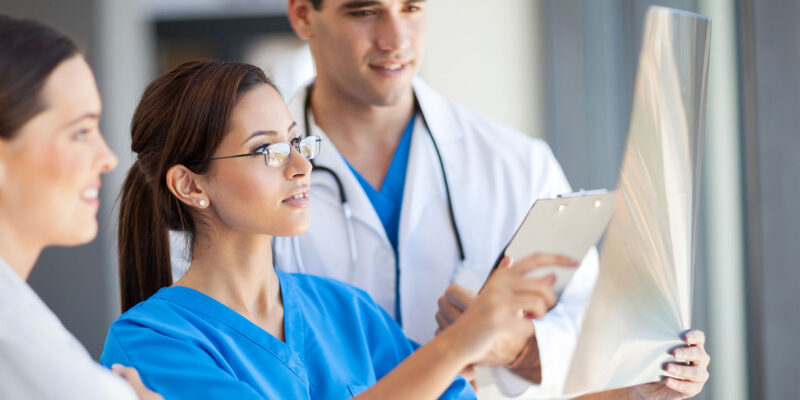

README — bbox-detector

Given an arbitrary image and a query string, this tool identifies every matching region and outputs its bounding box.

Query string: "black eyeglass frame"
[185,135,321,167]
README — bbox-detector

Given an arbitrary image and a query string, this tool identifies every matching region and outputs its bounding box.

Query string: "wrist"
[506,334,535,369]
[505,333,542,384]
[432,324,478,367]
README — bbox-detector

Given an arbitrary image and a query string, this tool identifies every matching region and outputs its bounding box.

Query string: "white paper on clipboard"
[502,190,615,296]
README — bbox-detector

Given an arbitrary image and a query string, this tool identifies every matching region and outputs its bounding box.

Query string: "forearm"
[355,329,470,400]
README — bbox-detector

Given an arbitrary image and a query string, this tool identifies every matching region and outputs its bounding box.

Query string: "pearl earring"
[199,199,207,207]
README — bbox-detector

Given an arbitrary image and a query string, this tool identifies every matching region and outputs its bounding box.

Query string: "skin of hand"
[632,330,711,399]
[436,254,578,374]
[572,331,711,400]
[111,364,164,400]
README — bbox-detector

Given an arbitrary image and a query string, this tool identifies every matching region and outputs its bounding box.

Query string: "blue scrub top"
[345,112,416,254]
[345,112,416,326]
[100,270,475,400]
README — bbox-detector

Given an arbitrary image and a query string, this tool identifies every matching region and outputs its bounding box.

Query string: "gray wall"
[742,0,800,398]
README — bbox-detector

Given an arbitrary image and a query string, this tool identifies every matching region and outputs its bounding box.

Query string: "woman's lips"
[81,187,100,204]
[282,191,309,208]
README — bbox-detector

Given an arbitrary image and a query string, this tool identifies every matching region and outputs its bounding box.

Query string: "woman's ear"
[165,164,210,209]
[287,0,315,40]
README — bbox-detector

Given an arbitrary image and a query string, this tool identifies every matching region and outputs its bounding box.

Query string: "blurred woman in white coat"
[0,15,160,400]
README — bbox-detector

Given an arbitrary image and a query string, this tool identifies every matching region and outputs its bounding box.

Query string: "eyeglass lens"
[264,136,320,167]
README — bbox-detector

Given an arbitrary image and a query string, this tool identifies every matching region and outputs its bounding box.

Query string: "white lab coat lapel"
[397,79,466,261]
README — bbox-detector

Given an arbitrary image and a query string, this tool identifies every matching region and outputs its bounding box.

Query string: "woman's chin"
[54,221,99,247]
[271,217,311,237]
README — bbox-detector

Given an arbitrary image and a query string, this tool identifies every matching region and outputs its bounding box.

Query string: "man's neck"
[310,79,415,189]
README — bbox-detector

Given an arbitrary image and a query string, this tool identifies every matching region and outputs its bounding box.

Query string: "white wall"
[421,0,545,139]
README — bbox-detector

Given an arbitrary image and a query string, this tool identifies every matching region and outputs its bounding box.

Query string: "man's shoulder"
[413,78,550,152]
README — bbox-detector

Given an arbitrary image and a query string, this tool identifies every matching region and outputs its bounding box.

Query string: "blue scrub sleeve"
[101,323,268,400]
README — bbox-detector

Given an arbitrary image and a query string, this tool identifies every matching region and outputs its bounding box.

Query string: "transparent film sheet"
[563,7,710,396]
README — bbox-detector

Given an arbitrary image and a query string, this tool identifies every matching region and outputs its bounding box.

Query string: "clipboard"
[491,190,616,296]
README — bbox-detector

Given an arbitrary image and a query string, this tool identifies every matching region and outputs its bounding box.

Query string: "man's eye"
[348,9,377,17]
[405,5,421,12]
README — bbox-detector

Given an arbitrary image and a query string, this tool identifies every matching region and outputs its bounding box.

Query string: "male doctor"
[272,0,597,397]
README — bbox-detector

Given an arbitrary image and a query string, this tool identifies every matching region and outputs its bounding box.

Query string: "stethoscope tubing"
[295,82,467,291]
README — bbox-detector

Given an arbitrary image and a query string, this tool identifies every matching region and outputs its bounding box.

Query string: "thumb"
[498,256,514,269]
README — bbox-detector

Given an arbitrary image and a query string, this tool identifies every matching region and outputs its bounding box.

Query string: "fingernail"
[667,379,677,388]
[667,365,676,374]
[687,331,698,342]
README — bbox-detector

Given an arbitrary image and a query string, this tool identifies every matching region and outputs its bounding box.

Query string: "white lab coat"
[0,256,137,400]
[272,78,600,398]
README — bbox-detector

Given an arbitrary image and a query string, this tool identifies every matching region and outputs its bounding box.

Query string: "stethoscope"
[294,84,467,301]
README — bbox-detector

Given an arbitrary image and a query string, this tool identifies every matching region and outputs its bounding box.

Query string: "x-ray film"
[563,6,710,396]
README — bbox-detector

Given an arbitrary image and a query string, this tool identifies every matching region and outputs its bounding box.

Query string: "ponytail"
[117,60,274,312]
[118,161,171,312]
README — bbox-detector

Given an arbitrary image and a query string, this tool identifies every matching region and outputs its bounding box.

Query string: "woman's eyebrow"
[242,130,277,145]
[242,122,298,145]
[61,112,100,129]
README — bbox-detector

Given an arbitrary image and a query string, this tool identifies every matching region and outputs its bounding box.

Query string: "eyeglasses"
[186,135,321,167]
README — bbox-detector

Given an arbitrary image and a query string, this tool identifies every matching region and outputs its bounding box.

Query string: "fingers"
[444,284,475,312]
[673,345,711,367]
[516,292,550,319]
[488,254,576,289]
[111,363,125,375]
[111,364,139,380]
[665,362,709,383]
[684,330,706,346]
[664,377,703,397]
[437,295,462,321]
[112,364,145,388]
[510,253,578,276]
[506,273,557,312]
[435,311,451,330]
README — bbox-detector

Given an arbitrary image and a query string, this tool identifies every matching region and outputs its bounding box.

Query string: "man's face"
[306,0,427,106]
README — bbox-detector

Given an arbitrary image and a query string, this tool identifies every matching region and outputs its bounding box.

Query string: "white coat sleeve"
[491,142,600,398]
[0,265,138,400]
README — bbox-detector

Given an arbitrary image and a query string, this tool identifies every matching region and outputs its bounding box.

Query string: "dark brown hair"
[118,60,275,311]
[0,14,79,138]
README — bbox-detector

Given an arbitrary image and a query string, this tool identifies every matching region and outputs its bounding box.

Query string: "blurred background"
[1,0,797,399]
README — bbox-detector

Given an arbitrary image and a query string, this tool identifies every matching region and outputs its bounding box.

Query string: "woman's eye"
[253,144,270,154]
[72,129,89,142]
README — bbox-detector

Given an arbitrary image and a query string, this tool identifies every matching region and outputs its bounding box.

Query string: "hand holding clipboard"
[488,190,615,296]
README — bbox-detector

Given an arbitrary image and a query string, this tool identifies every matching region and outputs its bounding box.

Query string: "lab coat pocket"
[346,384,369,398]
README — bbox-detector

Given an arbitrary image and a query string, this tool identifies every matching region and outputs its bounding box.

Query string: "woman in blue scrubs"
[101,60,573,399]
